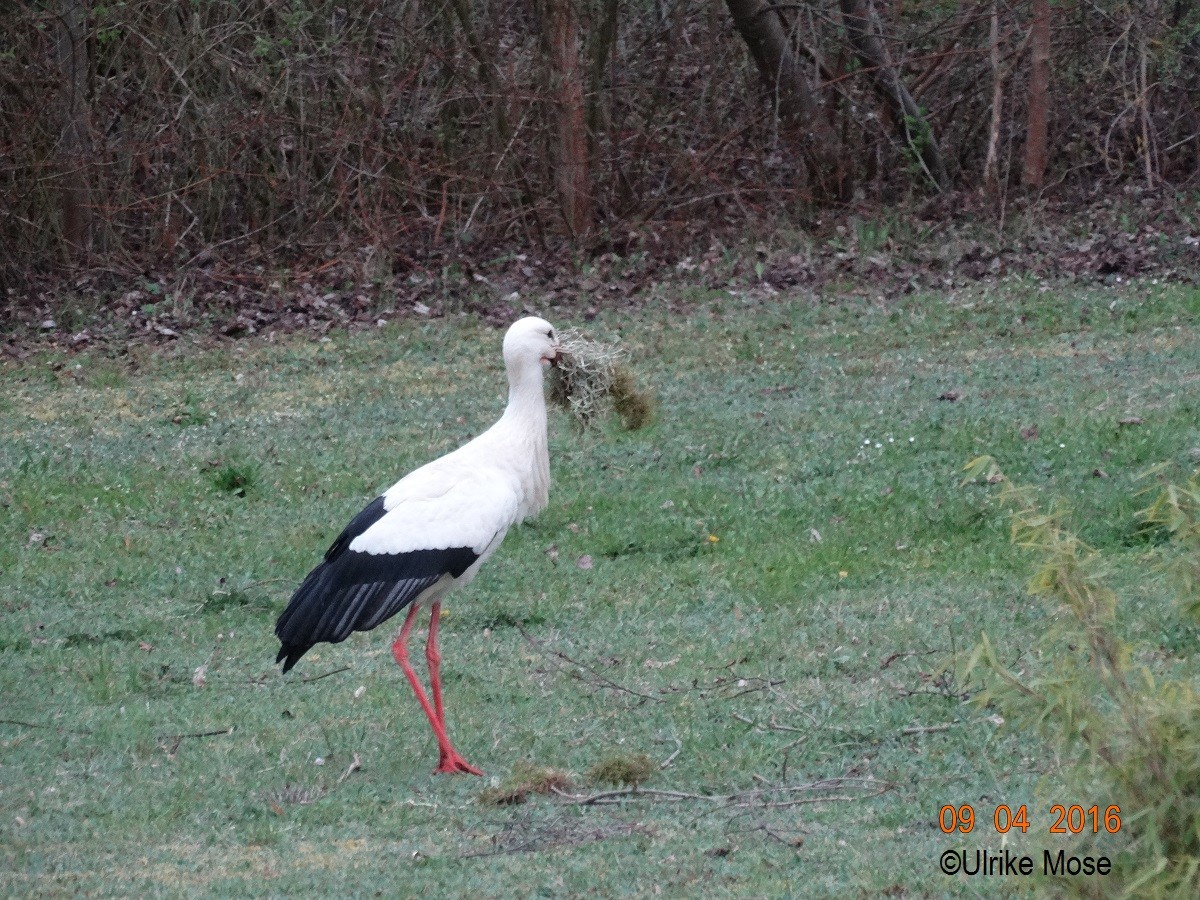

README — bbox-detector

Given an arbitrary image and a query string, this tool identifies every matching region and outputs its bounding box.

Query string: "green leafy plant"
[962,456,1200,896]
[209,462,257,497]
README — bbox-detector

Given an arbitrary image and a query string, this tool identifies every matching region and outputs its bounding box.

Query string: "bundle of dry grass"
[548,329,654,430]
[477,762,575,806]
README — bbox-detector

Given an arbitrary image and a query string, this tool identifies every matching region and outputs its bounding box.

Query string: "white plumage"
[275,316,560,774]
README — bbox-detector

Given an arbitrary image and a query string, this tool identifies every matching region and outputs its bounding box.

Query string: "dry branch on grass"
[156,725,234,759]
[462,818,650,858]
[516,622,662,703]
[551,776,892,808]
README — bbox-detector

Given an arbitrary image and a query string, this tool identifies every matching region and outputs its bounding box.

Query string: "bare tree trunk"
[538,0,592,239]
[55,0,91,255]
[1022,0,1050,189]
[840,0,950,192]
[984,0,1004,195]
[587,0,620,137]
[1136,8,1159,187]
[724,0,847,200]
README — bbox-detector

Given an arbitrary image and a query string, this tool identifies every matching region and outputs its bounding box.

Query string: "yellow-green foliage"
[1141,466,1200,620]
[962,456,1200,897]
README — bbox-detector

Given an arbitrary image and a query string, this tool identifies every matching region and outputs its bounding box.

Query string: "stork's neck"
[498,358,550,517]
[502,359,549,425]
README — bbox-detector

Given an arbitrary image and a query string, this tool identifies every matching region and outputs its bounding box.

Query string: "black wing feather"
[274,496,480,673]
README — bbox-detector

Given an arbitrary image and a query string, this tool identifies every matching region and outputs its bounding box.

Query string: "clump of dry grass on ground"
[549,329,654,430]
[587,753,657,787]
[478,762,576,806]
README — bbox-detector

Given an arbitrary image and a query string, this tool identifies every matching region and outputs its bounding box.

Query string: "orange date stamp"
[939,803,1122,835]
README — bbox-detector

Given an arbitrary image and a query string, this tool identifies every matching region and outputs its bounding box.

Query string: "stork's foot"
[435,750,484,776]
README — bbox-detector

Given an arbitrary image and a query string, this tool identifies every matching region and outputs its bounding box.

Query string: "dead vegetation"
[549,329,655,431]
[586,753,658,787]
[478,762,577,806]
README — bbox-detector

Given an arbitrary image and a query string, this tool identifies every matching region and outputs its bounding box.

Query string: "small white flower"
[908,437,915,443]
[314,757,325,766]
[1059,443,1066,448]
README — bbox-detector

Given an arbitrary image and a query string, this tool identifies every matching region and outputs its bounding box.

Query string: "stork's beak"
[544,347,562,367]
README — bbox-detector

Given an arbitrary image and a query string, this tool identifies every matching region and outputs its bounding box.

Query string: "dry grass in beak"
[548,329,654,430]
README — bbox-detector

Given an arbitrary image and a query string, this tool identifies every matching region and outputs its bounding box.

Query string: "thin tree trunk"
[55,0,91,255]
[724,0,846,200]
[539,0,592,239]
[984,0,1004,194]
[587,0,620,137]
[840,0,950,192]
[1137,14,1158,187]
[1022,0,1050,188]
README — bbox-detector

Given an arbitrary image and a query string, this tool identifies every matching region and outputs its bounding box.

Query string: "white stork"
[275,316,561,775]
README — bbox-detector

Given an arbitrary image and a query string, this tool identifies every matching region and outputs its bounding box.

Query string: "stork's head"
[503,316,561,369]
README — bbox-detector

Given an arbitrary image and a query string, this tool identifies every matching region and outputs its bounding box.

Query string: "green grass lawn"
[2,277,1198,896]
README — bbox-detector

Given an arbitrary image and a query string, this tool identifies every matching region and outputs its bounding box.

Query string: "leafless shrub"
[1,0,1196,290]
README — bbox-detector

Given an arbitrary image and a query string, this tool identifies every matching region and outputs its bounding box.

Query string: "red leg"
[425,602,482,775]
[426,601,447,727]
[390,603,482,776]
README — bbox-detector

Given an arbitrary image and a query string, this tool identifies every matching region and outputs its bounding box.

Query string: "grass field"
[2,277,1198,896]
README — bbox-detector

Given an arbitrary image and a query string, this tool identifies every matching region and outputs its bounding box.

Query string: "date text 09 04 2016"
[939,803,1121,835]
[938,848,1112,877]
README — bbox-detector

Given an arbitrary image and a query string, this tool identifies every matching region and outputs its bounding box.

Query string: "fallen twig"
[552,786,716,805]
[0,718,93,735]
[728,678,786,699]
[337,752,363,784]
[732,713,808,735]
[177,727,235,739]
[157,726,233,758]
[516,624,661,703]
[659,735,683,769]
[551,776,892,808]
[301,666,351,683]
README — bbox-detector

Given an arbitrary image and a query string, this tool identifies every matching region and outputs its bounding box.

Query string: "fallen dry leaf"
[643,657,679,669]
